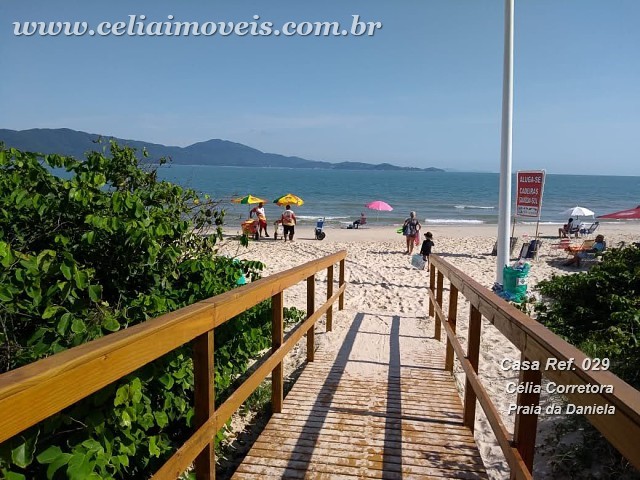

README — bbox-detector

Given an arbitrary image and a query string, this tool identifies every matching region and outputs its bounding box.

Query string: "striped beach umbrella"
[232,194,267,205]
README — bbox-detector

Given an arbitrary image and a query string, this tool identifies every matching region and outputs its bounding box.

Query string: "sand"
[216,222,640,479]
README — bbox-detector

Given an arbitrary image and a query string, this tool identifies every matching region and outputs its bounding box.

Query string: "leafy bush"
[534,246,640,478]
[535,245,640,389]
[0,144,275,479]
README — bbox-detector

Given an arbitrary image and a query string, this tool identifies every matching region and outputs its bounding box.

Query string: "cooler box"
[503,264,530,296]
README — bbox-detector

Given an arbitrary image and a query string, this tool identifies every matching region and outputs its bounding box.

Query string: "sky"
[1,0,639,175]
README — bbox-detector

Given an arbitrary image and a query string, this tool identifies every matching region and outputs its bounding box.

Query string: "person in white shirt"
[280,205,297,242]
[250,202,269,237]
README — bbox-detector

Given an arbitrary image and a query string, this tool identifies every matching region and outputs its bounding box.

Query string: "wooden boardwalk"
[232,312,488,479]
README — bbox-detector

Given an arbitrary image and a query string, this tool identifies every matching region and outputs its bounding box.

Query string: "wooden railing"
[427,253,640,480]
[0,250,347,479]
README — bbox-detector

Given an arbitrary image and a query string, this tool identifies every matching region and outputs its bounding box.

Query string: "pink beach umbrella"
[365,200,393,211]
[365,200,393,223]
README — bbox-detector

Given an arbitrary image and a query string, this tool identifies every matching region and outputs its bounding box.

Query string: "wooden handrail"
[153,282,346,479]
[0,250,347,480]
[427,253,640,478]
[429,294,530,479]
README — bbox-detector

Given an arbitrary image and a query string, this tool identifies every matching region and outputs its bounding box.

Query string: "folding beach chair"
[565,239,595,254]
[525,239,542,259]
[552,239,571,250]
[517,242,530,261]
[273,221,283,240]
[315,218,326,240]
[491,237,518,256]
[579,221,600,237]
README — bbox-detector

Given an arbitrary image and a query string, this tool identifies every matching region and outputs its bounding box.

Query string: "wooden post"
[463,306,482,433]
[428,264,436,317]
[307,275,315,362]
[271,292,284,414]
[193,331,215,480]
[435,271,444,341]
[513,353,542,474]
[338,259,345,310]
[445,285,458,372]
[326,265,334,332]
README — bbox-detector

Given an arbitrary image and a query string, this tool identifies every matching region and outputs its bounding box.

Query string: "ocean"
[156,166,639,228]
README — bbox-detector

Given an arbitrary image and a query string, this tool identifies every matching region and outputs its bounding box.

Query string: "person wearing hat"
[420,231,435,263]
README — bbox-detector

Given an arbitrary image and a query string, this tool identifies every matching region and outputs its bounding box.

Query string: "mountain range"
[0,128,443,172]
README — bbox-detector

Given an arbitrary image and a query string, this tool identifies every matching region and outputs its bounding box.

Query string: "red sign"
[516,170,545,218]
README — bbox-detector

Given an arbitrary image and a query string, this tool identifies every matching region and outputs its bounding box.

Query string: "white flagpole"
[496,0,515,284]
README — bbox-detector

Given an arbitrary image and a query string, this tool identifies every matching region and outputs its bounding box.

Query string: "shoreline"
[222,221,640,243]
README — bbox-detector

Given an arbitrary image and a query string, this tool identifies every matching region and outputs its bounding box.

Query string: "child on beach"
[420,232,434,263]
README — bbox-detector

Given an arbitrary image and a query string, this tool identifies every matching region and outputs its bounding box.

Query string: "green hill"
[0,128,443,172]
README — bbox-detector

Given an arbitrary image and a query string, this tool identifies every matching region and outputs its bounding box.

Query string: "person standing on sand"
[250,202,269,238]
[281,205,297,242]
[420,231,434,263]
[402,211,421,255]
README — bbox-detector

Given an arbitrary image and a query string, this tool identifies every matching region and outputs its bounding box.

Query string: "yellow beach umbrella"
[273,193,304,207]
[232,194,267,205]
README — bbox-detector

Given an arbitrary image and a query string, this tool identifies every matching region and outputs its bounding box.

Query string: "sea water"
[156,165,639,227]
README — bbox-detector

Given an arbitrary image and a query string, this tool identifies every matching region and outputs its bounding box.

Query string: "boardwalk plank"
[248,443,487,470]
[231,313,488,479]
[251,434,484,459]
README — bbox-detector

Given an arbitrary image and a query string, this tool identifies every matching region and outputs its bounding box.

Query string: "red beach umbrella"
[597,205,640,220]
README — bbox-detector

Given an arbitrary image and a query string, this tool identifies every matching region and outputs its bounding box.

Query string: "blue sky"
[1,0,638,175]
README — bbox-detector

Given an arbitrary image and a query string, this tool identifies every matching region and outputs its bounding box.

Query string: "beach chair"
[565,239,595,254]
[579,241,607,268]
[517,242,530,261]
[579,221,600,237]
[525,239,542,259]
[315,218,326,240]
[272,220,283,240]
[569,223,581,238]
[347,214,367,229]
[552,239,571,250]
[354,215,367,228]
[491,237,518,256]
[550,239,571,258]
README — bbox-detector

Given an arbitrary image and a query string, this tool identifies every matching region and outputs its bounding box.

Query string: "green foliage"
[534,245,640,478]
[284,306,306,326]
[534,245,640,389]
[0,144,272,478]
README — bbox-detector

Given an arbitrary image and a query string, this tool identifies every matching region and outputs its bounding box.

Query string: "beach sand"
[217,222,640,479]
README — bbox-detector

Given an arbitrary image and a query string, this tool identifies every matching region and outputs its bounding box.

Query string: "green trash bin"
[503,264,530,297]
